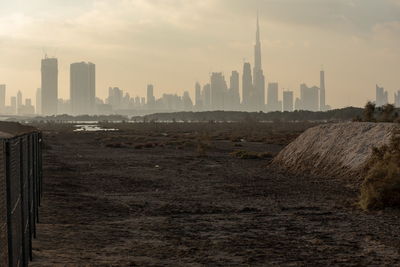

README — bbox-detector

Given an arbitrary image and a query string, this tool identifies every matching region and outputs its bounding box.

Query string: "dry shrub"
[231,150,273,160]
[360,133,400,210]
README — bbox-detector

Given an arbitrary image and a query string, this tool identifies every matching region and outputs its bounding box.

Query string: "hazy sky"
[1,0,399,108]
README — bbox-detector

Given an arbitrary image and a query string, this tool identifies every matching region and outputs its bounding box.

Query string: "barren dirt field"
[30,122,400,266]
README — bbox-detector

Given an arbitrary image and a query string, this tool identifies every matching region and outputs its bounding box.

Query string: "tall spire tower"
[252,11,265,110]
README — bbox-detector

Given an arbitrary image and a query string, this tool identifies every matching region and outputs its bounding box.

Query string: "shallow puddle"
[74,124,118,132]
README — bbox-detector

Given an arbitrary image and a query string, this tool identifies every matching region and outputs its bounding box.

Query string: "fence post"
[5,141,13,267]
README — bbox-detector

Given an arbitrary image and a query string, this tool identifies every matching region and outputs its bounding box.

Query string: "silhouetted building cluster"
[2,14,336,116]
[40,57,97,115]
[374,85,400,108]
[376,85,389,107]
[192,16,329,113]
[0,85,35,115]
[291,70,329,112]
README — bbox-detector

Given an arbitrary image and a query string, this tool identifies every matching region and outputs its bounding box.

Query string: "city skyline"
[0,12,399,115]
[1,0,399,108]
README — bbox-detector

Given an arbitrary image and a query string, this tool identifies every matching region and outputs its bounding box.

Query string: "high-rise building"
[211,72,227,110]
[300,84,319,111]
[18,98,35,115]
[229,71,240,110]
[253,14,266,111]
[10,96,16,115]
[58,99,71,114]
[107,87,123,110]
[36,88,41,114]
[267,83,281,111]
[294,97,301,111]
[147,84,155,109]
[320,70,326,111]
[70,62,96,115]
[395,91,400,108]
[202,84,211,110]
[17,90,22,114]
[121,93,131,109]
[41,57,58,115]
[376,85,388,107]
[183,91,193,110]
[195,82,202,109]
[0,85,5,113]
[242,62,253,109]
[283,91,294,112]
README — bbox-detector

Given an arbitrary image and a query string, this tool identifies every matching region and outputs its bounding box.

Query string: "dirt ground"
[30,123,400,266]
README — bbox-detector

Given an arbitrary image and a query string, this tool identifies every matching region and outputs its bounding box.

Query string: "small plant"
[360,132,400,210]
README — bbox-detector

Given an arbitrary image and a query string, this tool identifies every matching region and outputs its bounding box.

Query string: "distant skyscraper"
[242,62,253,109]
[295,97,301,111]
[211,72,228,110]
[0,85,5,113]
[41,57,58,115]
[147,84,155,109]
[25,99,32,106]
[202,84,211,110]
[36,88,41,114]
[195,82,202,109]
[395,91,400,108]
[58,99,71,114]
[253,14,266,110]
[107,87,123,110]
[376,85,388,107]
[183,91,193,110]
[20,98,35,115]
[267,83,281,112]
[300,84,319,111]
[70,62,96,115]
[229,71,240,109]
[283,91,294,112]
[10,96,16,115]
[320,70,326,111]
[17,90,22,114]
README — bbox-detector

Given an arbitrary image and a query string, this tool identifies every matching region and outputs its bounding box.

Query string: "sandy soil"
[30,124,400,266]
[274,122,398,178]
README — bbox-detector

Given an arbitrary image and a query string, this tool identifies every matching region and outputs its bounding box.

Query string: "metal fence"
[0,132,42,267]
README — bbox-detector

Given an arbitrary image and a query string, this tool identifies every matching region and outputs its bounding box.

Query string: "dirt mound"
[273,122,398,178]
